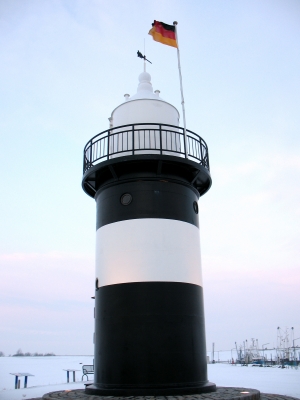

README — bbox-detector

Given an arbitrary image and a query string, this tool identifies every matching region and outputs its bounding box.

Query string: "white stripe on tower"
[95,218,202,287]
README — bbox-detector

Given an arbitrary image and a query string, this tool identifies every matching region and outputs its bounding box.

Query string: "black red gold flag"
[148,20,178,48]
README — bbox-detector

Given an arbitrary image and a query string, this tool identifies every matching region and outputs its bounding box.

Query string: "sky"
[0,0,299,356]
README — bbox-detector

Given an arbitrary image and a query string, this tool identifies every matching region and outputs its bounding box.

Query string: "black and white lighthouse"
[82,70,216,396]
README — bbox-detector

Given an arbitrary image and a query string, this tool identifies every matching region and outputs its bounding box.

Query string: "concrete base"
[38,387,299,400]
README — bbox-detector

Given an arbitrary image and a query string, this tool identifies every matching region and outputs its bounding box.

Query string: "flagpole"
[173,21,188,158]
[144,38,146,72]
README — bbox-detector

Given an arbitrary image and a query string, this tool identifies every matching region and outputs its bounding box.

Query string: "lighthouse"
[82,69,216,396]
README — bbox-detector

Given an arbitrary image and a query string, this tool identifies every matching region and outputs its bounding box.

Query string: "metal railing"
[83,123,209,174]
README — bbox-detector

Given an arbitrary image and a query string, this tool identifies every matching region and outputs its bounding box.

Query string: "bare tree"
[13,349,24,356]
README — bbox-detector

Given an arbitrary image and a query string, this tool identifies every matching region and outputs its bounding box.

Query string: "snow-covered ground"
[0,356,92,399]
[0,356,299,400]
[208,363,300,398]
[0,381,86,400]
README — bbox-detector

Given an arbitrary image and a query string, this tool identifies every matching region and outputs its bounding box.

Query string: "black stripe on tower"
[95,180,199,229]
[88,282,212,396]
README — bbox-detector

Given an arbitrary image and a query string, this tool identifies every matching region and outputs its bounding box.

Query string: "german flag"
[148,20,178,48]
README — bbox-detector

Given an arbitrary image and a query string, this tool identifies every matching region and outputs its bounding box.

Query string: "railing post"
[206,147,210,170]
[159,125,162,155]
[107,131,110,160]
[200,139,204,166]
[89,141,92,169]
[132,125,135,155]
[185,131,189,158]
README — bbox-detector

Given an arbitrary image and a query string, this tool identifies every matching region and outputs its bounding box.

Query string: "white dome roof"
[108,71,180,128]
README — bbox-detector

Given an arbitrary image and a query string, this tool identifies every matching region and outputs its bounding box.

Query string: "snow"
[208,363,300,398]
[0,381,85,400]
[0,356,299,400]
[0,356,92,399]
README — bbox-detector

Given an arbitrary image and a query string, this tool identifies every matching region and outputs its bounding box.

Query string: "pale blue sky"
[0,0,299,355]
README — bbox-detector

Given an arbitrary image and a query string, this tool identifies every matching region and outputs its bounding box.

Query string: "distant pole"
[173,21,188,158]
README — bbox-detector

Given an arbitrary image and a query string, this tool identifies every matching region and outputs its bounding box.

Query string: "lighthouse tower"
[82,70,215,396]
